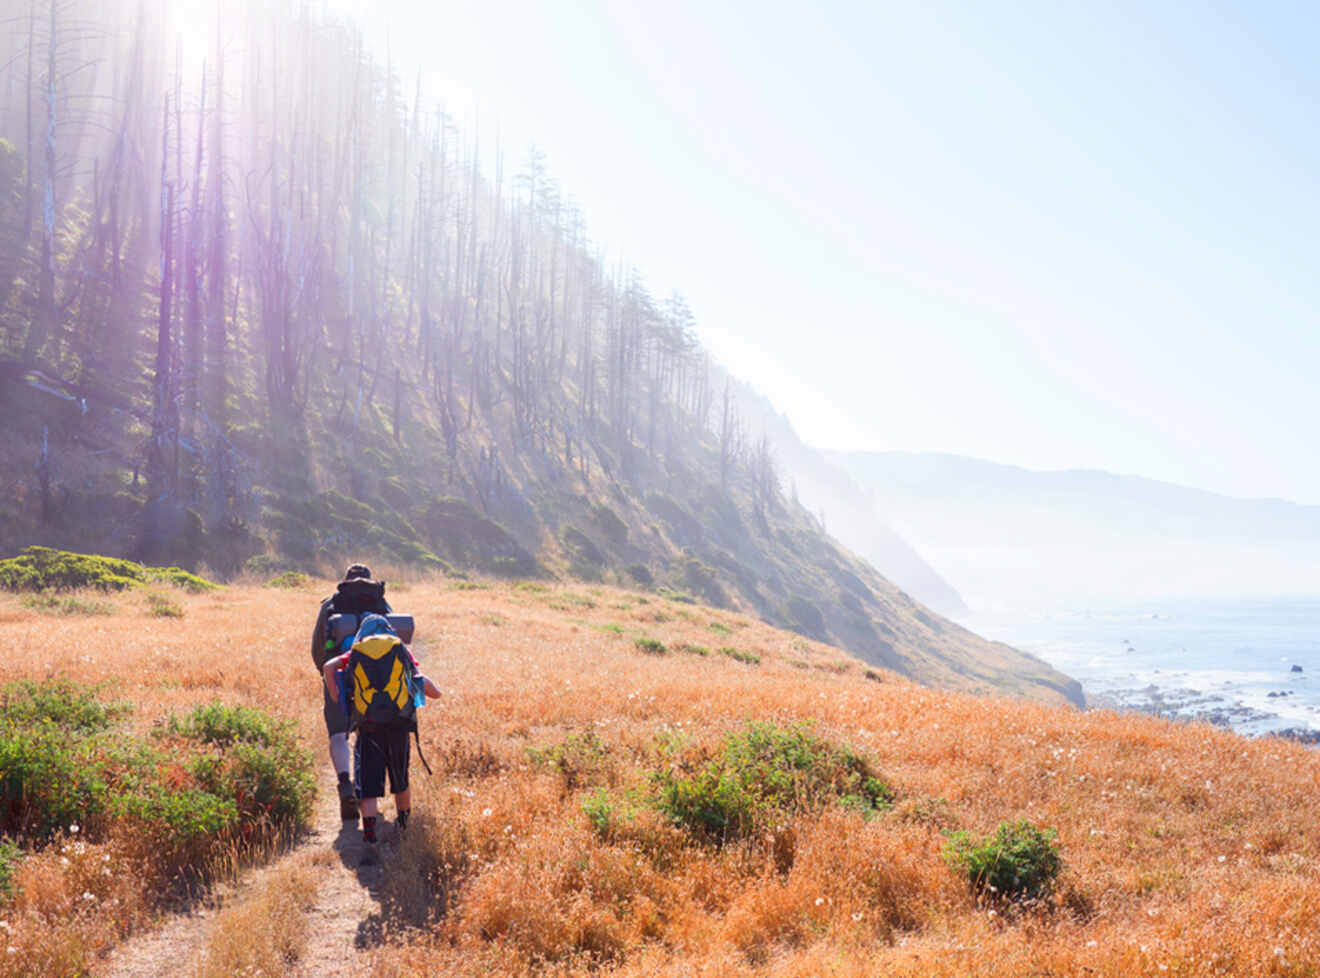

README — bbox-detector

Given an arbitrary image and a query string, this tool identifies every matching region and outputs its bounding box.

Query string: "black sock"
[337,771,353,795]
[362,815,377,843]
[397,809,410,831]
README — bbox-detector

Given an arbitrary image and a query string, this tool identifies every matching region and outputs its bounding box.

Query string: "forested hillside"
[0,0,1077,703]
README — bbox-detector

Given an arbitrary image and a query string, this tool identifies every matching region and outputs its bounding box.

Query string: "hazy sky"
[326,0,1320,504]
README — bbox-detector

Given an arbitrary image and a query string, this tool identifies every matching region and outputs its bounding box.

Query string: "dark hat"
[343,563,373,581]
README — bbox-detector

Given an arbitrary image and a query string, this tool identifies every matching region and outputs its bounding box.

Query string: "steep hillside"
[0,0,1071,702]
[834,451,1320,609]
[724,374,967,615]
[3,579,1315,977]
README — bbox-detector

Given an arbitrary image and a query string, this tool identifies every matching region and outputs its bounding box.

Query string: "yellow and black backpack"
[345,614,419,732]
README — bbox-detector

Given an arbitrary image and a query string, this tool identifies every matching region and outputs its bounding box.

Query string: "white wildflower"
[814,897,824,906]
[69,824,79,834]
[481,807,493,817]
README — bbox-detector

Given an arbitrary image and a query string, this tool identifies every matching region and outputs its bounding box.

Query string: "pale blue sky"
[332,0,1320,504]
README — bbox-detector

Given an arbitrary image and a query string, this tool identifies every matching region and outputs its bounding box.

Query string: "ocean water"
[962,597,1320,736]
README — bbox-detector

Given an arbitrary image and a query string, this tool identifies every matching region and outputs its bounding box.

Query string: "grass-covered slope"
[1,577,1313,977]
[0,0,1071,706]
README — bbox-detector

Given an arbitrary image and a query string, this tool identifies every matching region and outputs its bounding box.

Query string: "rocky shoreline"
[1087,682,1318,744]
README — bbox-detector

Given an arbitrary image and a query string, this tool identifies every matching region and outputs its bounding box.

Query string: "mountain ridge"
[832,449,1320,609]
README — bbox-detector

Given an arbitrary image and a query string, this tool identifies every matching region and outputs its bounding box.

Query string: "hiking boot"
[340,794,359,822]
[337,772,358,822]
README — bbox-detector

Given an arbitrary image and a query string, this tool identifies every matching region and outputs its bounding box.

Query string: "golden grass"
[2,578,1318,976]
[190,849,328,978]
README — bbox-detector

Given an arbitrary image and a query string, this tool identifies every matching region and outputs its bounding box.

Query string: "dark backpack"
[332,577,389,617]
[345,614,418,731]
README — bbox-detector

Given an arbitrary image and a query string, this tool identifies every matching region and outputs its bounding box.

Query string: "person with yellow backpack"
[323,612,440,863]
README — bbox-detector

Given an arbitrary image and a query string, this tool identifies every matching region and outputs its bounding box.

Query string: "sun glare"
[164,0,219,81]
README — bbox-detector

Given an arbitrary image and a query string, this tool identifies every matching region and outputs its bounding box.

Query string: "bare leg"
[394,789,411,813]
[329,733,351,775]
[361,797,379,818]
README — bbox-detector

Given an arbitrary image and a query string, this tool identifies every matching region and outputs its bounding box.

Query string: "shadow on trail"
[332,816,393,949]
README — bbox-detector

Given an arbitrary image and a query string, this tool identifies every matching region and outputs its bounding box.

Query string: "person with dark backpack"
[323,613,440,863]
[311,564,392,822]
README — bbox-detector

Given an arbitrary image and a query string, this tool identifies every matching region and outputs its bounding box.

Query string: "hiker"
[312,563,392,822]
[323,613,441,861]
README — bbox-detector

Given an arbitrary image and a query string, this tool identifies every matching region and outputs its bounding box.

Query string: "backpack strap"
[412,725,433,776]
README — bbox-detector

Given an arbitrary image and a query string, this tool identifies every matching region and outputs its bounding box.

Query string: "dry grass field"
[2,574,1318,977]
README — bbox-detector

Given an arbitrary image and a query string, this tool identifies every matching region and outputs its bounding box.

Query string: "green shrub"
[165,703,292,749]
[0,547,142,591]
[264,571,310,589]
[0,547,216,593]
[146,591,184,617]
[674,643,710,656]
[708,622,732,635]
[625,564,653,586]
[634,637,667,655]
[0,680,128,734]
[719,647,760,666]
[0,547,217,593]
[242,554,285,577]
[0,837,23,901]
[528,730,612,791]
[168,705,313,825]
[147,566,217,593]
[112,787,238,842]
[582,789,615,838]
[581,787,647,843]
[657,586,696,604]
[191,743,314,825]
[0,725,111,838]
[654,722,892,841]
[0,682,140,838]
[20,592,117,615]
[110,787,239,872]
[942,819,1063,900]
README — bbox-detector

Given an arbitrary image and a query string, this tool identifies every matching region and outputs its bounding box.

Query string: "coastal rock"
[1291,664,1304,673]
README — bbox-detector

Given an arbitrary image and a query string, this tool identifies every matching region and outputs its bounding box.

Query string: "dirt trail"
[97,785,381,978]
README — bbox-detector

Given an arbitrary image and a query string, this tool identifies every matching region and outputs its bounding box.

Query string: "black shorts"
[323,683,350,737]
[354,725,411,799]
